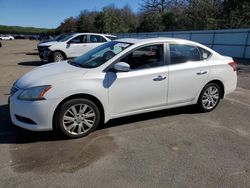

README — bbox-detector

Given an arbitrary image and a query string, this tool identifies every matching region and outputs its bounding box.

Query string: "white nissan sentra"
[9,38,237,138]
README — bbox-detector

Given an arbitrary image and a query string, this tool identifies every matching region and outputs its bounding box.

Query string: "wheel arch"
[205,79,225,99]
[52,93,105,131]
[49,50,67,61]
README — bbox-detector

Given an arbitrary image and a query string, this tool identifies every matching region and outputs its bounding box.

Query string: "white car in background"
[9,38,237,138]
[38,33,117,62]
[0,35,14,40]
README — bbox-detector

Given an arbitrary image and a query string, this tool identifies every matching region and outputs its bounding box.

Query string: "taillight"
[228,62,237,71]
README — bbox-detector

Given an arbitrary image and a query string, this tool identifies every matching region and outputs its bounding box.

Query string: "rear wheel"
[57,98,100,138]
[51,51,65,62]
[197,83,221,112]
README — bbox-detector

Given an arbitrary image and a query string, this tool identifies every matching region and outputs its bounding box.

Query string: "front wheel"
[57,98,100,138]
[51,51,65,62]
[197,83,221,112]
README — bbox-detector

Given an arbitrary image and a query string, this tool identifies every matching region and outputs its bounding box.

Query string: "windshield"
[59,34,75,42]
[69,41,132,68]
[56,33,71,41]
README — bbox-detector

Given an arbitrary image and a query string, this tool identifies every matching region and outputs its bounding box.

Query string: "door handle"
[153,75,166,81]
[196,70,207,75]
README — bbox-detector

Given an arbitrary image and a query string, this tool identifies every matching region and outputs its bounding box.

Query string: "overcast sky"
[0,0,141,28]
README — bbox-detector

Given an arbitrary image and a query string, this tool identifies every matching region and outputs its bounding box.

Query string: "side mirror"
[113,62,130,72]
[67,41,71,45]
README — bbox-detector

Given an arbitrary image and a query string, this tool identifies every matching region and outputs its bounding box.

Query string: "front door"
[108,44,169,117]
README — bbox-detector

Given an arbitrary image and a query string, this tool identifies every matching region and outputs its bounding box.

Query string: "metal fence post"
[211,32,216,49]
[243,30,250,59]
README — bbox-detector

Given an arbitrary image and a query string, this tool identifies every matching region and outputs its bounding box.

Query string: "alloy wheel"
[62,104,96,135]
[54,53,64,62]
[201,86,220,110]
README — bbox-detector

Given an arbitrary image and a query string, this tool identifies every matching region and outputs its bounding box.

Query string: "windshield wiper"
[67,60,83,68]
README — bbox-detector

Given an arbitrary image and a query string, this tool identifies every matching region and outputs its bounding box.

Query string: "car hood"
[16,61,89,89]
[38,41,60,47]
[38,39,56,44]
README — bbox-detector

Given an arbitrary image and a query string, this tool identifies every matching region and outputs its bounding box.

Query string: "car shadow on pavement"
[0,103,200,144]
[104,105,199,129]
[18,61,47,66]
[25,52,39,55]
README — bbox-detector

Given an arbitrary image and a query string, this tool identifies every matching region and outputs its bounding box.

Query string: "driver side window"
[120,44,164,70]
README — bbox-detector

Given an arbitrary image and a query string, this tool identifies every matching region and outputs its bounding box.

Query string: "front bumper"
[9,89,58,131]
[38,47,51,61]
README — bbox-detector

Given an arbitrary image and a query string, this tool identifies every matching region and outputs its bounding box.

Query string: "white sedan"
[9,38,237,138]
[0,35,14,40]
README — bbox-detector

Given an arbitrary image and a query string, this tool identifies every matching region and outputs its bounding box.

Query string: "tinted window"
[121,44,164,70]
[169,44,201,64]
[90,35,107,43]
[198,47,212,60]
[70,35,87,43]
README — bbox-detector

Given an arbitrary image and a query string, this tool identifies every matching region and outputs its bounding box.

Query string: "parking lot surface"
[0,40,250,188]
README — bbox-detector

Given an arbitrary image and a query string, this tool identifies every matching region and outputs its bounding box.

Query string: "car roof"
[119,37,216,49]
[116,37,196,44]
[73,33,116,37]
[115,37,219,56]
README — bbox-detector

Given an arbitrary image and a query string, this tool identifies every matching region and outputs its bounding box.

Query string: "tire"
[57,98,100,138]
[197,83,221,112]
[51,51,65,62]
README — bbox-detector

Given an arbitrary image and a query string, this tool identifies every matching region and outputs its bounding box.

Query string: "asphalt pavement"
[0,40,250,188]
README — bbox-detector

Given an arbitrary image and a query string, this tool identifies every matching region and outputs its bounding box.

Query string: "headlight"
[18,85,52,101]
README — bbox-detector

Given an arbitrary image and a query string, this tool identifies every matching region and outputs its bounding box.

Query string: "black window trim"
[106,42,169,72]
[198,46,213,60]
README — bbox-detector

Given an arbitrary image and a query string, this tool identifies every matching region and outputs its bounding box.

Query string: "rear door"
[167,43,210,105]
[87,35,107,49]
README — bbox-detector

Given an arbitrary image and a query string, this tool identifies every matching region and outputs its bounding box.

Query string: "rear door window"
[169,44,201,64]
[90,35,107,43]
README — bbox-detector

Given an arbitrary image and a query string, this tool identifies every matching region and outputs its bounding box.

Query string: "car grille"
[38,46,49,53]
[10,86,19,96]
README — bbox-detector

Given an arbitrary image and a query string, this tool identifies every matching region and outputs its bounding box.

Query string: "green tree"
[56,17,77,33]
[186,0,222,30]
[77,10,98,32]
[138,13,163,32]
[222,0,250,28]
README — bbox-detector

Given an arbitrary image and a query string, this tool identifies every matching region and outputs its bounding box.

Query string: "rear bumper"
[224,72,237,96]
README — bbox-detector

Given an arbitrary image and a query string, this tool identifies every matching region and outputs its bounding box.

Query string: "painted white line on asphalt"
[225,97,250,108]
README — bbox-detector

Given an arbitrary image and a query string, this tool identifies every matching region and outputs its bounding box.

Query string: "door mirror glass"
[113,62,130,72]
